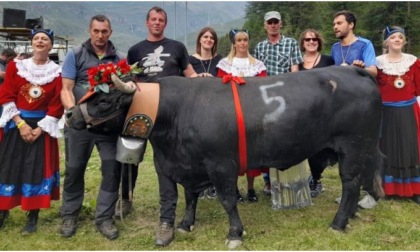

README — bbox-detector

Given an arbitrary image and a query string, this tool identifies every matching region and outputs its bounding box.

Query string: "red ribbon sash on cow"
[222,74,247,176]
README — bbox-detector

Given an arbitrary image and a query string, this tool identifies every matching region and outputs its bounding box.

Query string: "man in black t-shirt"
[117,6,198,247]
[126,7,197,82]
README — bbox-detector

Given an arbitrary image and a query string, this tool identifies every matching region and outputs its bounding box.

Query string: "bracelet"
[16,120,26,129]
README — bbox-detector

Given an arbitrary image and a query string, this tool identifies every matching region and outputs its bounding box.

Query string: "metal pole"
[174,2,177,39]
[185,1,187,47]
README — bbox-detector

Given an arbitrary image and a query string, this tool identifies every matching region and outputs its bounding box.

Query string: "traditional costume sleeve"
[256,70,267,77]
[217,68,228,78]
[0,62,21,127]
[37,76,64,138]
[413,60,420,97]
[255,60,267,77]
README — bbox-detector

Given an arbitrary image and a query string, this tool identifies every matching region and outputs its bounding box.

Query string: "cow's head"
[65,74,137,134]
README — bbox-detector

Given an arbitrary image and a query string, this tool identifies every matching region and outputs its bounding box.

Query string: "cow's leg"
[214,179,244,249]
[331,146,362,231]
[177,188,199,233]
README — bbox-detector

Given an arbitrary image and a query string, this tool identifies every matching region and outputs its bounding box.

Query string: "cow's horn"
[111,73,137,93]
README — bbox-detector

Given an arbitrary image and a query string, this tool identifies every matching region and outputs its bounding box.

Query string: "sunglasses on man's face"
[304,38,319,42]
[267,20,279,25]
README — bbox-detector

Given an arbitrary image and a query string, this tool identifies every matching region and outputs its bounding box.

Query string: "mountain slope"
[0,1,246,53]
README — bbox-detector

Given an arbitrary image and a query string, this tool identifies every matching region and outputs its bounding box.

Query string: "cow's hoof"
[328,227,344,234]
[225,239,243,249]
[177,225,194,233]
[328,226,345,234]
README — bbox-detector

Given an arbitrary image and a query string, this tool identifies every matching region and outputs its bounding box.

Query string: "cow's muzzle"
[65,106,88,130]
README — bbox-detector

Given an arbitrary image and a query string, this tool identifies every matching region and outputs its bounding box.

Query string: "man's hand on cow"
[111,73,138,93]
[197,73,213,77]
[352,60,365,68]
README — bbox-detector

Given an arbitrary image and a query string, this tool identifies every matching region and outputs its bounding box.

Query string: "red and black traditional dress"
[376,53,420,198]
[0,58,63,211]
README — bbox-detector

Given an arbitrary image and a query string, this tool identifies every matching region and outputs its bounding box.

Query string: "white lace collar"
[376,53,417,76]
[216,57,266,77]
[16,58,61,85]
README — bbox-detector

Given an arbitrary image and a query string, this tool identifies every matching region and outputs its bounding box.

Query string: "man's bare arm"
[61,78,76,109]
[183,64,198,78]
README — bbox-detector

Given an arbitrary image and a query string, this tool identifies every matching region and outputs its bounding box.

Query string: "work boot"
[21,209,39,235]
[60,217,78,238]
[114,199,133,218]
[156,222,174,246]
[0,210,10,230]
[96,219,119,240]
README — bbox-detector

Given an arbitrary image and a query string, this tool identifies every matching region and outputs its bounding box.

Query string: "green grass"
[0,140,419,250]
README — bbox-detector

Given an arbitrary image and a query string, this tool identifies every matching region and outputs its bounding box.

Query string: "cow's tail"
[372,146,385,199]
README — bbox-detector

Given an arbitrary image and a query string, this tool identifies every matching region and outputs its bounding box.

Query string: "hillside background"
[0,1,247,54]
[1,2,419,57]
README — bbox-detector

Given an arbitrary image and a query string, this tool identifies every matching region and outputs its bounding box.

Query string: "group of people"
[0,5,419,249]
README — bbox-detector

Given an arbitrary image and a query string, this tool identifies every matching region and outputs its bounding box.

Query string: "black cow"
[66,66,383,249]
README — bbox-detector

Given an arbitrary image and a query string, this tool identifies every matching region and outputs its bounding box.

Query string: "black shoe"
[207,186,217,199]
[0,210,10,230]
[247,189,258,202]
[309,176,323,198]
[96,219,119,240]
[60,217,78,238]
[156,222,174,246]
[236,188,244,203]
[22,209,39,235]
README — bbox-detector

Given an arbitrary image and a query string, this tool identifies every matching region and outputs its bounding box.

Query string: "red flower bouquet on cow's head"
[78,59,142,104]
[87,59,141,92]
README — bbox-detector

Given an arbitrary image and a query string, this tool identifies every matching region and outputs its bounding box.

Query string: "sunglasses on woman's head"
[304,38,319,42]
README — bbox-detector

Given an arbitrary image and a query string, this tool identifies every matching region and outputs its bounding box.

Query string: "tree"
[242,1,420,56]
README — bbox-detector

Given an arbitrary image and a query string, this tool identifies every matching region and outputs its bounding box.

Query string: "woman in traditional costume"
[216,29,267,202]
[0,29,63,233]
[376,26,420,204]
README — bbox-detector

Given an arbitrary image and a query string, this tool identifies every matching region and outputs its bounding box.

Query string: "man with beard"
[330,10,378,209]
[331,10,377,77]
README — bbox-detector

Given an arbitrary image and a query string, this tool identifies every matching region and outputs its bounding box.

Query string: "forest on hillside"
[218,2,420,57]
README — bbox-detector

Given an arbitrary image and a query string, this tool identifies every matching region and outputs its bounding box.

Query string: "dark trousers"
[156,169,178,225]
[60,127,121,224]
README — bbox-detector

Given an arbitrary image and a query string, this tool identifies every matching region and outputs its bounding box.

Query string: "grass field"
[0,140,419,250]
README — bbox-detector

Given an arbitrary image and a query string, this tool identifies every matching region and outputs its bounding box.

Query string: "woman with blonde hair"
[376,26,420,204]
[217,29,266,78]
[216,29,267,202]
